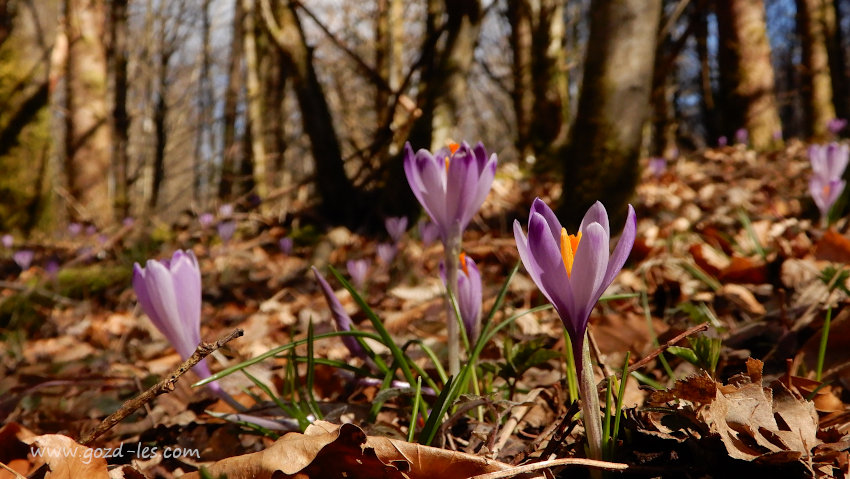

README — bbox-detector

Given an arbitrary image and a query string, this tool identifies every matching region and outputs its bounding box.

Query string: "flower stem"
[578,333,603,464]
[444,238,461,377]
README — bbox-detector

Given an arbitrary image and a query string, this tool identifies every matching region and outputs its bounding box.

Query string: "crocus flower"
[133,250,221,392]
[123,217,135,227]
[440,253,482,344]
[718,136,728,147]
[219,204,234,217]
[312,266,366,359]
[376,243,397,265]
[385,216,408,243]
[809,143,850,222]
[1,234,12,249]
[346,259,370,290]
[199,213,214,229]
[828,118,847,135]
[68,222,82,237]
[217,220,236,242]
[513,198,636,368]
[85,225,97,236]
[647,157,667,178]
[279,237,294,255]
[404,141,497,245]
[13,250,34,270]
[418,219,440,247]
[735,128,748,145]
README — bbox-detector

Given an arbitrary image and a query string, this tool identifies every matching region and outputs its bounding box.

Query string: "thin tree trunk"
[825,0,849,121]
[109,0,130,219]
[694,0,718,143]
[195,0,213,206]
[507,0,534,160]
[242,0,269,204]
[797,0,836,139]
[64,0,112,224]
[558,0,662,227]
[219,0,244,201]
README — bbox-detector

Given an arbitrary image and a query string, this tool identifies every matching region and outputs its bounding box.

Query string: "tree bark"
[108,0,130,219]
[219,0,244,202]
[797,0,836,139]
[557,0,661,228]
[824,0,849,121]
[64,0,112,224]
[242,0,269,204]
[716,0,782,150]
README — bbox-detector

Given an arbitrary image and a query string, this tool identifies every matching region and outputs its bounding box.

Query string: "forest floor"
[2,140,850,478]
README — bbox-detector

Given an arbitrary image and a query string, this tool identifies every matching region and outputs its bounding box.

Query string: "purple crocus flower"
[2,234,12,249]
[219,204,234,217]
[122,217,135,227]
[132,250,221,393]
[13,250,34,270]
[312,266,366,359]
[404,141,497,245]
[346,258,370,290]
[418,219,440,247]
[85,225,97,236]
[809,143,850,221]
[647,157,667,178]
[217,220,236,242]
[735,128,748,145]
[68,222,82,237]
[376,243,397,265]
[828,118,847,135]
[513,198,636,373]
[199,213,214,229]
[279,237,294,255]
[384,216,408,243]
[440,253,482,344]
[718,136,728,147]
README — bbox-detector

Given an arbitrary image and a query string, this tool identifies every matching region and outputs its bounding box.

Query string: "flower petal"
[526,212,575,328]
[600,204,636,291]
[579,201,610,239]
[569,222,608,329]
[530,198,562,244]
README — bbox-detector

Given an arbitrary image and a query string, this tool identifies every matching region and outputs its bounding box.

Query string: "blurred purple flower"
[376,243,397,265]
[513,198,635,375]
[312,266,366,359]
[2,234,12,249]
[132,250,222,393]
[13,250,34,270]
[85,225,97,236]
[828,118,847,135]
[384,216,408,243]
[346,258,370,290]
[217,221,236,242]
[279,237,294,255]
[122,217,135,227]
[718,136,728,147]
[773,129,783,141]
[219,204,234,217]
[647,157,667,178]
[404,141,497,245]
[68,222,82,237]
[735,128,748,145]
[199,213,214,228]
[45,258,60,277]
[809,143,850,221]
[418,219,440,247]
[440,253,482,343]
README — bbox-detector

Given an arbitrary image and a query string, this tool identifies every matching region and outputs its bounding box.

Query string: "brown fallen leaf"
[814,229,850,263]
[181,421,514,479]
[22,433,110,479]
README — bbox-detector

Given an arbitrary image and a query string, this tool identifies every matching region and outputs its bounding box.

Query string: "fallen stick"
[626,321,709,376]
[79,328,244,446]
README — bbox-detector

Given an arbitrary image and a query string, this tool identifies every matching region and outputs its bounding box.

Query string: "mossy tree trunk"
[557,0,661,228]
[796,0,836,140]
[715,0,782,150]
[64,0,112,225]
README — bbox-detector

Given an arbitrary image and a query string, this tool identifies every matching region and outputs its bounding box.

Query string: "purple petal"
[526,212,575,327]
[312,266,365,359]
[530,198,563,244]
[385,216,408,243]
[569,223,609,329]
[579,201,610,239]
[600,204,637,291]
[457,256,482,342]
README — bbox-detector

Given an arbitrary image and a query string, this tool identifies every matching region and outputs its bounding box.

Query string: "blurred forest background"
[1,0,848,234]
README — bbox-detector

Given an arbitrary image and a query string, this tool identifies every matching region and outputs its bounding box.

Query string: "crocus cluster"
[404,141,497,375]
[133,250,224,396]
[809,143,849,225]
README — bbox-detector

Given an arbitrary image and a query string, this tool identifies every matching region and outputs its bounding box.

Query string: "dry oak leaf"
[23,433,110,479]
[182,421,513,479]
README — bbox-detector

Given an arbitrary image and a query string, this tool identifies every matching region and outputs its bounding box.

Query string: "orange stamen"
[448,141,460,154]
[459,252,469,275]
[560,228,582,278]
[823,184,832,197]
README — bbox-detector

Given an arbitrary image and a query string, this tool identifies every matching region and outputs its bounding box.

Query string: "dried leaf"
[181,421,511,479]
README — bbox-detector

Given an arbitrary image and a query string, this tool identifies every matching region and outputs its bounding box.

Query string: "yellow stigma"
[560,227,582,277]
[444,142,460,174]
[459,252,469,275]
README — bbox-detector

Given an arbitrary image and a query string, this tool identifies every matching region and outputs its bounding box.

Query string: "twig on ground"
[625,322,709,377]
[79,328,244,446]
[470,457,629,479]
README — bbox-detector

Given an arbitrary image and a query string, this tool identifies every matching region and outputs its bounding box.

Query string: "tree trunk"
[694,0,719,142]
[557,0,661,228]
[260,0,359,225]
[797,0,836,139]
[825,0,849,121]
[258,4,286,190]
[219,0,244,202]
[507,0,534,160]
[64,0,112,224]
[716,0,782,150]
[109,0,130,219]
[195,0,213,206]
[242,0,269,204]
